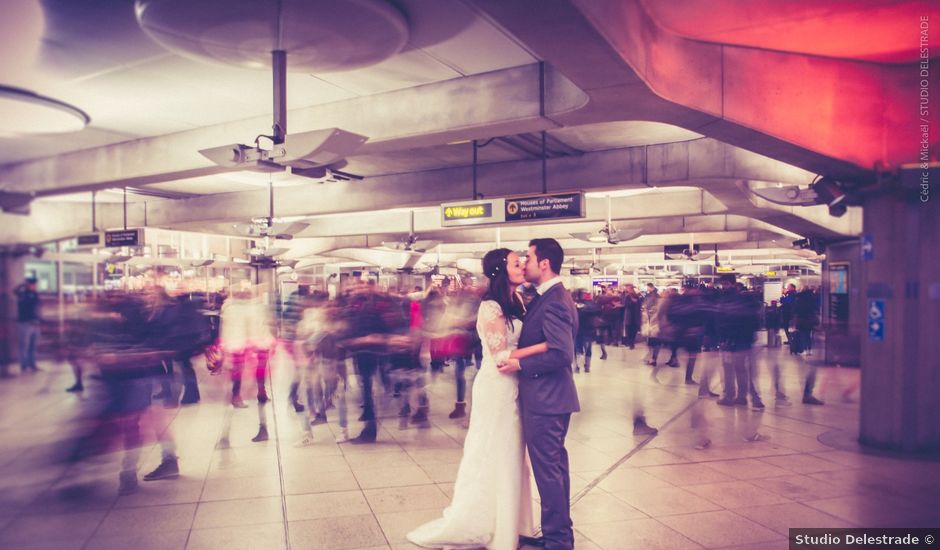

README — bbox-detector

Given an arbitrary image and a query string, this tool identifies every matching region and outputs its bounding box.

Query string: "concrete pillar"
[0,253,30,367]
[858,193,939,453]
[0,252,14,366]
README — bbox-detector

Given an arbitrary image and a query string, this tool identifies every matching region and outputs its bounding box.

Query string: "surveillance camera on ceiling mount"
[750,185,818,206]
[750,176,850,217]
[199,128,367,173]
[197,49,367,175]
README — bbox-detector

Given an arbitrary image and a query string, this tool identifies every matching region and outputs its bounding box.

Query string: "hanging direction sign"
[504,192,585,223]
[441,199,505,227]
[76,233,101,246]
[105,228,142,247]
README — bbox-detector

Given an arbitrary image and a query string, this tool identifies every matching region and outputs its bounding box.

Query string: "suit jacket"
[518,282,581,415]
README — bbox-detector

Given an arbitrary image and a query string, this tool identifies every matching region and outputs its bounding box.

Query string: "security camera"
[750,185,818,206]
[199,128,367,172]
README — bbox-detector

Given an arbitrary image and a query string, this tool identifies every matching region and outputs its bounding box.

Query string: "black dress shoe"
[519,535,545,547]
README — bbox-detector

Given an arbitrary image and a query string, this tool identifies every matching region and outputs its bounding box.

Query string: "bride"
[407,248,547,550]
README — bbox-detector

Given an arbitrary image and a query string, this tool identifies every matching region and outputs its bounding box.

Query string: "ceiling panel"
[132,55,357,113]
[345,140,525,176]
[145,176,264,196]
[316,48,461,96]
[46,64,209,135]
[642,0,933,63]
[550,121,702,151]
[0,127,136,164]
[402,0,536,75]
[38,0,168,80]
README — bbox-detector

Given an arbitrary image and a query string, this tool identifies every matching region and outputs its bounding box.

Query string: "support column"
[0,252,28,367]
[858,192,939,452]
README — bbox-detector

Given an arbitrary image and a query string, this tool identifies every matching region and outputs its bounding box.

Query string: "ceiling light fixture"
[0,85,89,135]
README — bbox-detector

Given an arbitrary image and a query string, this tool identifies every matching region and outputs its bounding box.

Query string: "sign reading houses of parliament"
[441,192,585,227]
[504,192,584,222]
[105,228,142,247]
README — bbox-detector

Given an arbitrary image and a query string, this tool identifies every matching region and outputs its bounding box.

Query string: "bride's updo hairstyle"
[482,248,524,329]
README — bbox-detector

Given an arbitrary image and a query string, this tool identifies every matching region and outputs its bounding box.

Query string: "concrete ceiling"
[642,0,929,63]
[2,0,924,270]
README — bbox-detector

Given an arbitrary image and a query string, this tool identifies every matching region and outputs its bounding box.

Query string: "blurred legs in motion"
[178,355,200,404]
[696,350,719,398]
[18,321,39,372]
[691,397,711,450]
[631,365,658,436]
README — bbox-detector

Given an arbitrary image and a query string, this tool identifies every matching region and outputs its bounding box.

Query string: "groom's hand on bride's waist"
[496,358,521,374]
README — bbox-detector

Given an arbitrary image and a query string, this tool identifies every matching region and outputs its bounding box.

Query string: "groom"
[499,238,580,550]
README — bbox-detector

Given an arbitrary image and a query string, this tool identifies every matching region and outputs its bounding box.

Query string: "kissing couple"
[408,238,581,550]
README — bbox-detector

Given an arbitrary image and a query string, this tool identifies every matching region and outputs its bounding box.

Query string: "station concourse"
[0,1,937,549]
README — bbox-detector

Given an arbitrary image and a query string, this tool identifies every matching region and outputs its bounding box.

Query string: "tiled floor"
[0,344,937,549]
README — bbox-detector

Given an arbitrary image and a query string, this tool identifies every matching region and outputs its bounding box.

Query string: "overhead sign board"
[441,192,585,227]
[76,233,101,246]
[504,192,584,223]
[441,199,505,227]
[105,229,142,247]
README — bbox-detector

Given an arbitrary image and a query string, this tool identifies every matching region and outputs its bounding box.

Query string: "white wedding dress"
[407,300,535,550]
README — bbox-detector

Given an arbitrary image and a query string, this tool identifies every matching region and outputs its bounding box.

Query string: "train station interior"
[0,1,937,549]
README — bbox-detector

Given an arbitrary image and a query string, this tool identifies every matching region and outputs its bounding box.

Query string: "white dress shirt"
[536,276,563,295]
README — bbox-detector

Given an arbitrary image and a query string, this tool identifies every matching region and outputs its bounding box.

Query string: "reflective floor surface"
[0,345,936,550]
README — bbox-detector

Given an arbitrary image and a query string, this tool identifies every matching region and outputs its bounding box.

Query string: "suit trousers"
[524,411,573,550]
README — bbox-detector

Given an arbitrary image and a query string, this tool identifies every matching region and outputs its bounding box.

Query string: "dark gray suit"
[518,281,580,550]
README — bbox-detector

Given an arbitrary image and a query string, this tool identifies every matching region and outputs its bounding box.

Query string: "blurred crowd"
[6,271,825,495]
[8,275,494,494]
[569,276,824,444]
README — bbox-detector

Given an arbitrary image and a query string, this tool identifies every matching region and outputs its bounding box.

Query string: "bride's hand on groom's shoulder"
[497,358,521,374]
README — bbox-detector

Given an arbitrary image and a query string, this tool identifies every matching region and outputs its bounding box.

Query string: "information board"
[76,233,101,246]
[828,263,849,324]
[105,229,141,247]
[441,199,505,227]
[504,192,584,223]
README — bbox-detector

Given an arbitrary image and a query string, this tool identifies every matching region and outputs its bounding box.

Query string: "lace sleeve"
[478,300,511,363]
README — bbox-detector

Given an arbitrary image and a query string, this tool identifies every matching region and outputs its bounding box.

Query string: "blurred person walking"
[622,284,642,349]
[282,287,310,413]
[219,287,275,444]
[573,291,601,373]
[13,276,41,375]
[764,300,783,348]
[74,290,181,495]
[715,276,765,410]
[780,283,797,345]
[792,287,824,405]
[668,284,707,385]
[643,283,662,366]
